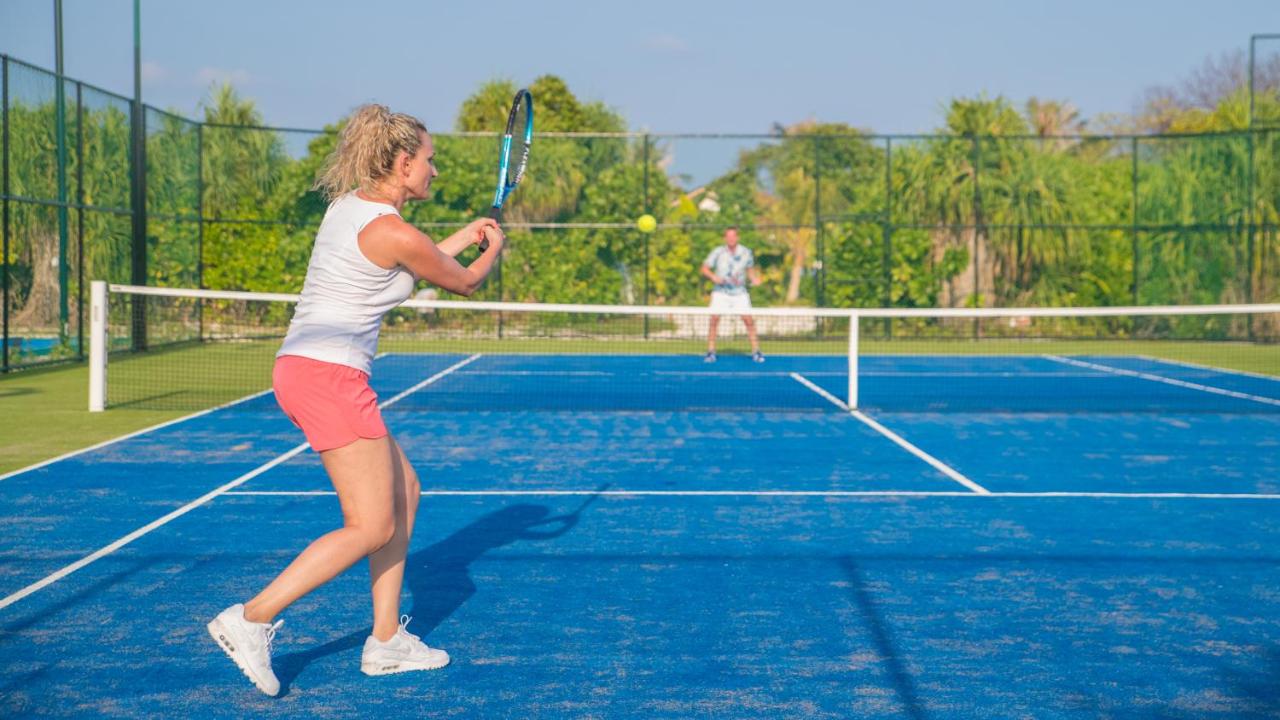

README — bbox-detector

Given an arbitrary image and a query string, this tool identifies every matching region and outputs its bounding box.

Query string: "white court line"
[0,443,309,611]
[379,355,482,405]
[222,489,1280,500]
[654,371,808,377]
[862,371,1102,378]
[788,372,854,410]
[850,411,991,495]
[0,388,275,483]
[0,354,482,612]
[456,370,612,377]
[1045,355,1280,408]
[651,371,1104,379]
[788,372,990,495]
[1135,355,1280,384]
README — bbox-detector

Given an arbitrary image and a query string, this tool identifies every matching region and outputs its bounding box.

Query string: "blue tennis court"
[3,352,1280,718]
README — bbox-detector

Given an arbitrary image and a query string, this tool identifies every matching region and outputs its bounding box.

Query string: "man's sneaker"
[703,351,717,363]
[207,604,283,696]
[752,350,766,363]
[361,615,450,676]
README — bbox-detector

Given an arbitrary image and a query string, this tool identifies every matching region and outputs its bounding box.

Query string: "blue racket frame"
[482,89,534,249]
[491,92,533,211]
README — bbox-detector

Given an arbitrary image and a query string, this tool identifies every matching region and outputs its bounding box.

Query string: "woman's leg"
[368,437,421,641]
[242,436,397,624]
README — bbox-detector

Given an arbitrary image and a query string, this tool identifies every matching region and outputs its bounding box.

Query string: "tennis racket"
[479,88,533,252]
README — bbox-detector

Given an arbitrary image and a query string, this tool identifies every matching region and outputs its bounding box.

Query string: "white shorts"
[709,291,752,313]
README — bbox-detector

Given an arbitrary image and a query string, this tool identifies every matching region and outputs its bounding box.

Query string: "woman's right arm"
[361,216,504,297]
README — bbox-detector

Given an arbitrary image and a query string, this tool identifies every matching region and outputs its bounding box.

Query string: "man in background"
[700,226,763,363]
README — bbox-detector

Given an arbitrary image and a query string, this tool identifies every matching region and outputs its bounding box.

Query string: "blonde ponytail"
[314,104,427,201]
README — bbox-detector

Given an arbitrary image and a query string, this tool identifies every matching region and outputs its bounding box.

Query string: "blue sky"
[1,0,1278,135]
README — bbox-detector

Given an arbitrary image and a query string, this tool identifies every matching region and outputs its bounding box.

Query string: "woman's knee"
[349,517,396,553]
[371,521,397,552]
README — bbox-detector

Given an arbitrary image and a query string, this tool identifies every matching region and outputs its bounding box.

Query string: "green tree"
[445,75,638,302]
[146,110,201,287]
[199,84,308,291]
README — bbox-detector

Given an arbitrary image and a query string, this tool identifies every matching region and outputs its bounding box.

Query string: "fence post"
[196,122,205,339]
[76,81,84,359]
[882,137,892,339]
[1246,126,1256,340]
[1250,35,1258,129]
[814,135,824,312]
[1131,136,1139,305]
[970,136,981,339]
[197,123,204,288]
[642,133,650,338]
[55,0,71,343]
[2,55,9,372]
[129,2,147,349]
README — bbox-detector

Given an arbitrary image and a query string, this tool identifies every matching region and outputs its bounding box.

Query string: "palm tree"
[200,83,286,218]
[895,98,1027,306]
[1025,98,1084,152]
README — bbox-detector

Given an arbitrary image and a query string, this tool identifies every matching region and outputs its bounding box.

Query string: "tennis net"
[89,282,1280,414]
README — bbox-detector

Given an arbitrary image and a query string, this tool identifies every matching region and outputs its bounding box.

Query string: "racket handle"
[480,207,502,252]
[479,224,505,253]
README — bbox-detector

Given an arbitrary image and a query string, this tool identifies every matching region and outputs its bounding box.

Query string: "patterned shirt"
[703,245,754,296]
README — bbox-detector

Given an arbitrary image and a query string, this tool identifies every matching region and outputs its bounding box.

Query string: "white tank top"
[277,193,415,374]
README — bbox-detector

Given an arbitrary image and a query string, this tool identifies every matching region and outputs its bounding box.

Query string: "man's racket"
[479,88,533,252]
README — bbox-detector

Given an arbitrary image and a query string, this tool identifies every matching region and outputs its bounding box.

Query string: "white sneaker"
[361,615,450,676]
[207,604,283,696]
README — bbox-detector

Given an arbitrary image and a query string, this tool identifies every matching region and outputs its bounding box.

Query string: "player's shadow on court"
[405,502,592,635]
[272,499,596,694]
[838,556,927,720]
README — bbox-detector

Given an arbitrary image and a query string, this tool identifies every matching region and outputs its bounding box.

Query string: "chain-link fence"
[3,55,136,370]
[4,53,1280,370]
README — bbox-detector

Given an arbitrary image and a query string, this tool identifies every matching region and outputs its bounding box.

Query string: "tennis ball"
[636,214,657,233]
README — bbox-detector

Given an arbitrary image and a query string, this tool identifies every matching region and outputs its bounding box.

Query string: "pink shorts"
[272,355,388,452]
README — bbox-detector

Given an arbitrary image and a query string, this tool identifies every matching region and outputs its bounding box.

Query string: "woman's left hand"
[466,218,501,246]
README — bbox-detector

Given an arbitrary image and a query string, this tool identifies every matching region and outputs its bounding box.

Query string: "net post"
[846,310,859,410]
[88,281,107,412]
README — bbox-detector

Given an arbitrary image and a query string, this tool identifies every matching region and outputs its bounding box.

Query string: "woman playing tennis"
[206,104,504,696]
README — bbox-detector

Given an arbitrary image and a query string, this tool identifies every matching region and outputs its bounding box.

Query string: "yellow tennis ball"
[636,214,657,233]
